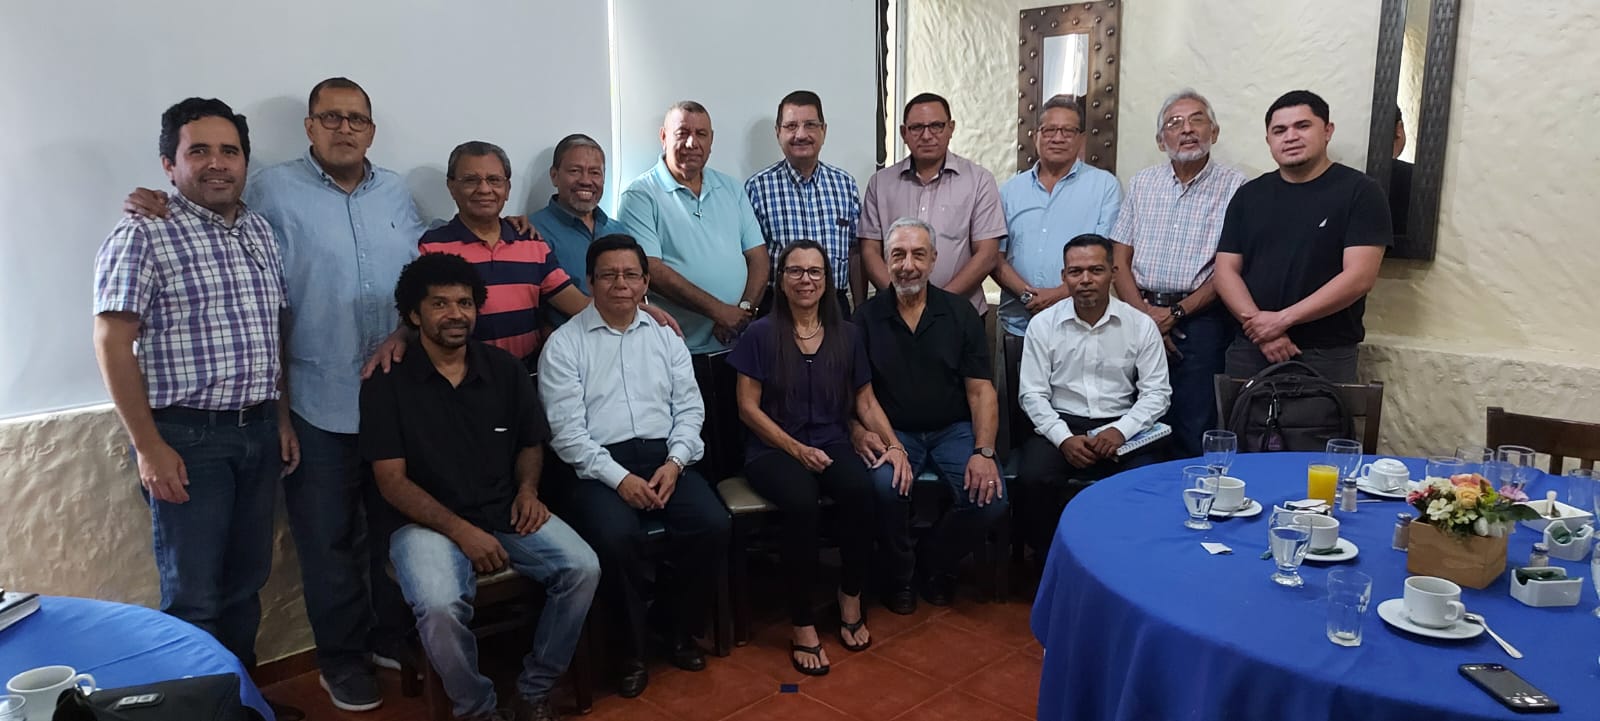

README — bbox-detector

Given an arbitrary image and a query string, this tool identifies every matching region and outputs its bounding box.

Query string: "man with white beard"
[1109,89,1246,458]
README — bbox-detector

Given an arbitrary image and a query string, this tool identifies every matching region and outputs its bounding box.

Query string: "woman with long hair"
[727,240,909,676]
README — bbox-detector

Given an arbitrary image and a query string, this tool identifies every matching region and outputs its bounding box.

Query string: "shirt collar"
[302,146,374,191]
[1057,295,1124,330]
[865,285,952,323]
[445,215,523,244]
[542,194,611,228]
[402,337,487,385]
[895,153,959,184]
[169,192,248,230]
[578,302,649,333]
[1029,159,1083,191]
[1167,156,1216,188]
[783,159,825,185]
[651,156,715,196]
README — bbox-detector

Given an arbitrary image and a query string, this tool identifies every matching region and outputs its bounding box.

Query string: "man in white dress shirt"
[1013,233,1171,557]
[538,234,731,696]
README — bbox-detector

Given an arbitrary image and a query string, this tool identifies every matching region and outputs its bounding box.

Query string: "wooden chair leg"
[423,662,451,721]
[569,615,594,714]
[730,516,753,646]
[992,512,1012,603]
[399,639,422,698]
[712,549,733,656]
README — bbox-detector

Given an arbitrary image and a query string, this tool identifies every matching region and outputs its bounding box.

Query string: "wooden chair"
[1485,406,1600,473]
[1213,374,1386,454]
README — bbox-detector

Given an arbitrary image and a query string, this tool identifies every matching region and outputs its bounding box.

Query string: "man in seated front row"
[360,253,599,721]
[1013,234,1171,559]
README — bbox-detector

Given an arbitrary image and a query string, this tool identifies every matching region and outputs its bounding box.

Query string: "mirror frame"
[1017,1,1123,174]
[1366,0,1462,260]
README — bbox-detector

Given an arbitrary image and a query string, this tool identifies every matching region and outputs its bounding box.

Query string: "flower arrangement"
[1408,473,1539,538]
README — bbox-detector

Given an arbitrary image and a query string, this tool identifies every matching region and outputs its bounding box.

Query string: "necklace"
[793,323,822,340]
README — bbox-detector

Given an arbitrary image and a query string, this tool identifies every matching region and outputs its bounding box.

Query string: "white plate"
[1375,598,1485,640]
[1209,498,1263,518]
[1356,477,1413,499]
[1304,537,1359,563]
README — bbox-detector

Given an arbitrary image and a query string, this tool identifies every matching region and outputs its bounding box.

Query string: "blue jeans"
[389,519,599,716]
[870,422,1009,586]
[145,407,282,667]
[281,413,374,677]
[1163,306,1233,458]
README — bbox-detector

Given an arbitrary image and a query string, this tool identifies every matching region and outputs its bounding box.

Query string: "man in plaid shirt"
[1109,89,1246,457]
[93,97,293,668]
[745,90,862,313]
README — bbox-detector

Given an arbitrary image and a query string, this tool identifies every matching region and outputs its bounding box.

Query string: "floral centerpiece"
[1404,474,1539,589]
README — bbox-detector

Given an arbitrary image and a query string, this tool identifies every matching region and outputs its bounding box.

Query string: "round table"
[1030,452,1600,721]
[0,596,272,719]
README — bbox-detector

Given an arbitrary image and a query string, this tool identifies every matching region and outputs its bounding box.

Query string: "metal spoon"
[1213,498,1254,518]
[1463,612,1523,659]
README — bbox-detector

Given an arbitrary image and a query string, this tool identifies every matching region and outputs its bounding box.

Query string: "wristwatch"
[972,447,996,459]
[667,455,686,472]
[738,299,755,314]
[1170,303,1187,320]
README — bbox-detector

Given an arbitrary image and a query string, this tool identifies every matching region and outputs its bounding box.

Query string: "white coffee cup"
[6,666,95,721]
[1361,458,1410,492]
[1291,513,1340,550]
[1203,476,1248,511]
[1403,575,1466,629]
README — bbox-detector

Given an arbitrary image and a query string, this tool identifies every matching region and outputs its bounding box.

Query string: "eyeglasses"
[452,175,508,189]
[905,121,949,136]
[1038,126,1081,139]
[1163,113,1213,131]
[595,270,644,284]
[782,266,826,281]
[779,121,825,133]
[311,111,372,132]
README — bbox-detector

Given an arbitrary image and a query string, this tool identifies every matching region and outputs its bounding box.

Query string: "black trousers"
[1013,414,1161,556]
[546,439,730,660]
[691,353,743,483]
[744,444,873,627]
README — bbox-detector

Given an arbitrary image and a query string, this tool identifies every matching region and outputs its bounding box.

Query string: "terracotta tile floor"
[261,591,1041,721]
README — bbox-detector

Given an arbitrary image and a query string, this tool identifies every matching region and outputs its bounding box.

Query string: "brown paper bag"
[1405,521,1508,589]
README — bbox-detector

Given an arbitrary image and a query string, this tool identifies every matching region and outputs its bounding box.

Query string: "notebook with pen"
[1087,422,1172,458]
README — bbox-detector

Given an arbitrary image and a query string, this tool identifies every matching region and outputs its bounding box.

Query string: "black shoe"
[617,659,649,698]
[920,575,954,607]
[266,700,306,721]
[319,670,383,712]
[882,585,917,615]
[667,638,706,671]
[514,696,560,721]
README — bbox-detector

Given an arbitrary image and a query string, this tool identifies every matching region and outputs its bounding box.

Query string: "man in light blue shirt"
[539,235,729,695]
[530,133,626,297]
[616,100,767,481]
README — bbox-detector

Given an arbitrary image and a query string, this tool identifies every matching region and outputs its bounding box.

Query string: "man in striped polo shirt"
[418,141,677,367]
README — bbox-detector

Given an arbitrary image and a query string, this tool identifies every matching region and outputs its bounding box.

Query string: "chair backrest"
[1214,374,1386,454]
[1484,406,1600,474]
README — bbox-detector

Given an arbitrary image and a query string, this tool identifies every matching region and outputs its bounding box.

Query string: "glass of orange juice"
[1307,464,1339,505]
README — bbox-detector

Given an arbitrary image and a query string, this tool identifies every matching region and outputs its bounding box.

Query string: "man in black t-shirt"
[1214,90,1391,382]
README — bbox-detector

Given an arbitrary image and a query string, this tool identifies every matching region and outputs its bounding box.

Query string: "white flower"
[1474,517,1490,536]
[1427,498,1454,522]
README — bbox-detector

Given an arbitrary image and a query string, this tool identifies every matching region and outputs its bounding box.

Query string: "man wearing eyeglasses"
[745,90,862,314]
[859,93,1006,314]
[995,94,1122,451]
[538,235,729,696]
[1109,89,1246,459]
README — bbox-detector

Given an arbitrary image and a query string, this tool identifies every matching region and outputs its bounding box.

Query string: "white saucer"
[1375,598,1485,640]
[1304,537,1359,562]
[1356,477,1413,499]
[1209,498,1263,518]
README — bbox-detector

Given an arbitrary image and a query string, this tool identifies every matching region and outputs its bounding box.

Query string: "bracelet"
[886,445,906,456]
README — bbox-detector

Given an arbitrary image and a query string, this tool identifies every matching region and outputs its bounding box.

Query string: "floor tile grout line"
[709,689,780,721]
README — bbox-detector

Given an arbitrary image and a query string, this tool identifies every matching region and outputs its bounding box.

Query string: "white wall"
[0,0,611,419]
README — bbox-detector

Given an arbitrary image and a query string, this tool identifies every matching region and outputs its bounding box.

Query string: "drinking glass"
[1307,464,1339,505]
[1268,506,1313,587]
[1497,445,1537,491]
[1326,569,1373,646]
[1424,456,1465,484]
[1566,468,1596,515]
[1455,445,1495,477]
[0,696,23,721]
[1590,544,1600,618]
[1201,430,1238,475]
[1181,464,1219,530]
[1325,439,1363,481]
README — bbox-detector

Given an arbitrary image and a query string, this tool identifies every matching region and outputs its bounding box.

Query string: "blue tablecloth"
[1032,452,1600,721]
[0,596,272,719]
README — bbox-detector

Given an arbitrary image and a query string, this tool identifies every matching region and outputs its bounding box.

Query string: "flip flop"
[839,614,872,652]
[790,641,830,676]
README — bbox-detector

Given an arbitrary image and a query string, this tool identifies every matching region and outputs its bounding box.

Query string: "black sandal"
[839,614,872,652]
[790,641,830,676]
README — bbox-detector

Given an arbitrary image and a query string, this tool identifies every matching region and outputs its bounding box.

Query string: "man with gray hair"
[1110,89,1246,458]
[995,94,1122,449]
[850,216,1004,611]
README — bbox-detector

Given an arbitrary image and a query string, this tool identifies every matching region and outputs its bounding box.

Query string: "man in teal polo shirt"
[530,133,625,297]
[617,100,767,481]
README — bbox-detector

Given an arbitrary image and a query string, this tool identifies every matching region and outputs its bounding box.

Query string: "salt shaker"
[1339,476,1358,513]
[1392,512,1415,551]
[1529,542,1550,567]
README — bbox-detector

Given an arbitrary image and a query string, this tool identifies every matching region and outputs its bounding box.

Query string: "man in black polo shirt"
[360,254,599,721]
[850,217,1005,612]
[1214,90,1391,383]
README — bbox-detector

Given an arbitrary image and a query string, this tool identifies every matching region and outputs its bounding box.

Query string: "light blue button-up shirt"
[538,303,706,488]
[998,160,1122,336]
[529,195,626,296]
[245,148,424,434]
[617,158,763,354]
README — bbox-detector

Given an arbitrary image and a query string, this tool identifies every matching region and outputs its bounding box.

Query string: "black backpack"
[52,674,265,721]
[1225,361,1355,452]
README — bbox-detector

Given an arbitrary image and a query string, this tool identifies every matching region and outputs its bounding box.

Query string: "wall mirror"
[1017,2,1122,174]
[1366,0,1461,260]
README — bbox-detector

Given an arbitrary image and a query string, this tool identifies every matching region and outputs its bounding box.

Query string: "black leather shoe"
[514,696,560,721]
[667,638,706,671]
[617,659,649,698]
[882,586,917,615]
[920,575,954,607]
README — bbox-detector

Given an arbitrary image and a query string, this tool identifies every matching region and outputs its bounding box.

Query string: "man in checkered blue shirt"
[93,97,293,669]
[745,90,862,314]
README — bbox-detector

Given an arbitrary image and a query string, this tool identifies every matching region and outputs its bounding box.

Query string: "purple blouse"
[726,317,871,461]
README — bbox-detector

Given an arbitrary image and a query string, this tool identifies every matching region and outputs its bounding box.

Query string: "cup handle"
[1444,601,1465,625]
[71,673,95,693]
[1358,463,1373,479]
